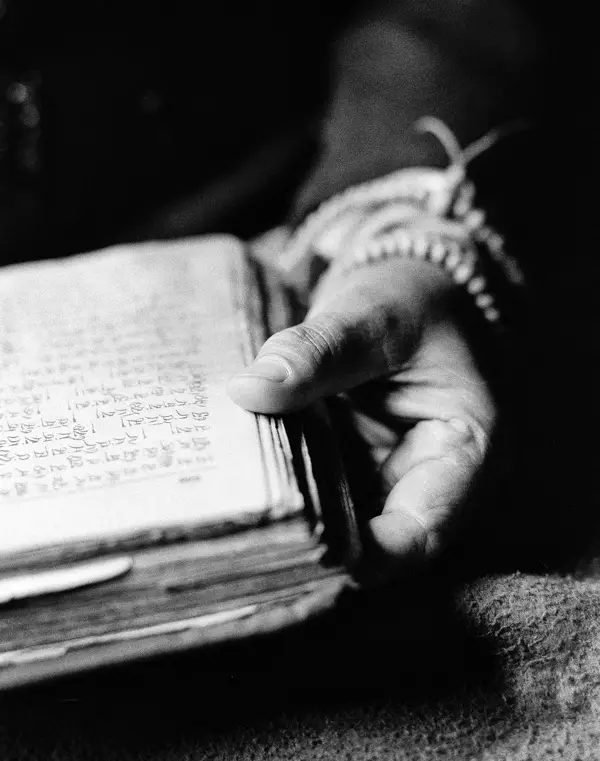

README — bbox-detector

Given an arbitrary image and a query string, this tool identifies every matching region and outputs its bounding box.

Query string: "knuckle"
[353,293,420,371]
[263,291,420,380]
[402,509,444,559]
[265,318,345,373]
[413,416,490,470]
[447,416,491,466]
[408,517,430,560]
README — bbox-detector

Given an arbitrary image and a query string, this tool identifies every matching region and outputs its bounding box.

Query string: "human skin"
[228,254,495,570]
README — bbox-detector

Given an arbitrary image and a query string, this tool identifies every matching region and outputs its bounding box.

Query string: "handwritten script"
[0,238,288,557]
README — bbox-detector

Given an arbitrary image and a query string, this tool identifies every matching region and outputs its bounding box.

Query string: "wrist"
[280,118,526,334]
[309,251,455,329]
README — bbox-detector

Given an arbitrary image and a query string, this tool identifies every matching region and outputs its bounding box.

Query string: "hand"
[227,255,496,569]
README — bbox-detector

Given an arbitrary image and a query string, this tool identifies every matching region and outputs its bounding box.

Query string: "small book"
[0,236,361,689]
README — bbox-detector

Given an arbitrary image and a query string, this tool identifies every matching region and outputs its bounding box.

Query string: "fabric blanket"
[1,566,599,760]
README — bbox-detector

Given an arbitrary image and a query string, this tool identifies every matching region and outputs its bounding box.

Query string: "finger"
[228,292,416,413]
[228,258,448,413]
[364,320,494,564]
[352,321,495,430]
[369,415,488,564]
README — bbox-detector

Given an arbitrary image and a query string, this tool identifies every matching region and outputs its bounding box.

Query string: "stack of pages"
[0,237,360,689]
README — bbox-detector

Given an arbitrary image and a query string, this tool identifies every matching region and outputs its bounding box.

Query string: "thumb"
[227,277,424,414]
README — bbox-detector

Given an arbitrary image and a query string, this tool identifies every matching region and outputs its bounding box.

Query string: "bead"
[484,307,500,323]
[352,245,370,265]
[453,261,475,285]
[280,154,526,336]
[380,236,397,257]
[412,235,429,258]
[6,82,29,105]
[466,276,487,295]
[488,233,504,252]
[476,293,494,309]
[444,244,462,271]
[429,240,447,263]
[393,229,412,255]
[465,209,485,230]
[365,239,383,262]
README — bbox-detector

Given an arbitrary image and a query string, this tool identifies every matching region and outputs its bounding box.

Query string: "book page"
[0,237,302,561]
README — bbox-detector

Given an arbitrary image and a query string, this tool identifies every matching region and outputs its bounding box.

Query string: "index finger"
[369,416,487,563]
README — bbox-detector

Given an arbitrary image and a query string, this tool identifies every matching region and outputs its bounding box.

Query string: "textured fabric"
[2,569,600,759]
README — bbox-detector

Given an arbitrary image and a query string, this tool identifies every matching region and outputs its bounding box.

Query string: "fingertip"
[226,373,289,413]
[367,511,429,565]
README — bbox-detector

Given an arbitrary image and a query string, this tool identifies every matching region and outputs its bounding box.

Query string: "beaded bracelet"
[341,224,500,325]
[279,117,526,330]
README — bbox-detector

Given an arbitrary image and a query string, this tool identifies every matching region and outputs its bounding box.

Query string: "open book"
[0,236,360,689]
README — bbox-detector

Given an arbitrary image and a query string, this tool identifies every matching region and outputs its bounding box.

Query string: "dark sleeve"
[291,0,546,235]
[287,3,600,573]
